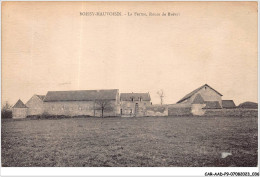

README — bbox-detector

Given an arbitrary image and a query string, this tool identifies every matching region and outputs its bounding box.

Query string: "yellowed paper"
[2,1,257,106]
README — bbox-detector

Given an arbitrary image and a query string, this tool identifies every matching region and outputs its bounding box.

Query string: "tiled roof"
[203,101,222,109]
[192,94,204,104]
[120,93,151,101]
[222,100,236,108]
[36,95,45,101]
[44,89,118,102]
[13,99,27,108]
[177,84,223,103]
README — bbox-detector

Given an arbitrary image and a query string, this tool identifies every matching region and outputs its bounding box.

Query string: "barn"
[43,89,120,117]
[177,84,223,109]
[12,99,28,119]
[26,95,45,116]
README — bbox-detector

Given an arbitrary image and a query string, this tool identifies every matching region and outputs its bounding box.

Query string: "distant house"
[222,100,236,109]
[26,95,45,116]
[12,99,28,119]
[43,89,120,117]
[177,84,223,109]
[120,93,151,117]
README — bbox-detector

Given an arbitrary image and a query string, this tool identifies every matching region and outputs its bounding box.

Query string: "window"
[120,109,122,115]
[140,97,142,102]
[131,97,134,102]
[205,86,207,90]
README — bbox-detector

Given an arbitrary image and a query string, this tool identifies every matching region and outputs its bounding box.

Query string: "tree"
[157,89,165,105]
[95,99,113,118]
[1,101,12,119]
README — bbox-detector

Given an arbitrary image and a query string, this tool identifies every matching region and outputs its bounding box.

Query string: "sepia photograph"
[1,1,258,172]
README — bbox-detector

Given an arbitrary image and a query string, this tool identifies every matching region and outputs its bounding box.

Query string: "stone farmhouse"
[120,93,151,117]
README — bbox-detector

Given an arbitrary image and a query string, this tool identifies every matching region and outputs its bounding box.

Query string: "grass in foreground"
[1,116,258,167]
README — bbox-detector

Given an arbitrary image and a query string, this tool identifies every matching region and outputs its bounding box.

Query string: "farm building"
[26,95,45,116]
[12,99,28,119]
[222,100,236,109]
[172,84,224,116]
[43,89,120,117]
[120,93,151,117]
[177,84,223,109]
[11,85,236,118]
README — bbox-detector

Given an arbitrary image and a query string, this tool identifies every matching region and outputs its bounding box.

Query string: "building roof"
[177,84,223,103]
[13,99,27,108]
[44,89,118,102]
[203,101,222,109]
[222,100,236,108]
[192,94,204,104]
[120,93,151,101]
[36,95,45,101]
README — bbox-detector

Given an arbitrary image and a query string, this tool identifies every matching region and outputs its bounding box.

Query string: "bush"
[1,102,12,119]
[40,112,52,118]
[238,102,258,109]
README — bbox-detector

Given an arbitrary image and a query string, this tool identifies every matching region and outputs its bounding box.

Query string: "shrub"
[1,102,12,119]
[40,112,52,119]
[238,102,258,109]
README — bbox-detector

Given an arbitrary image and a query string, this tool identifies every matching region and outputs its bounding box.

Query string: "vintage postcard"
[1,1,258,175]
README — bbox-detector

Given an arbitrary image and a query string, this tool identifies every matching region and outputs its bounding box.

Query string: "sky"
[2,2,258,106]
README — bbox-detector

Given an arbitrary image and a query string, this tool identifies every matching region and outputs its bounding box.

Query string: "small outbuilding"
[222,100,236,109]
[12,99,28,119]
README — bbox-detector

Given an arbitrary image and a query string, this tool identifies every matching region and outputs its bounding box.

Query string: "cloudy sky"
[2,2,258,105]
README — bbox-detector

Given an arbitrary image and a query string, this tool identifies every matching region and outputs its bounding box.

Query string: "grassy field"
[1,116,258,167]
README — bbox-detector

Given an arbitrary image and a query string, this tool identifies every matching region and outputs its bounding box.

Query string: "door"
[135,103,139,116]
